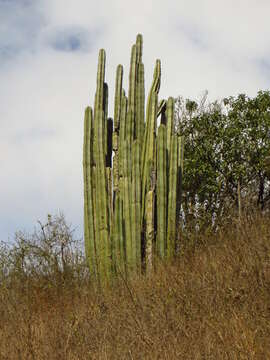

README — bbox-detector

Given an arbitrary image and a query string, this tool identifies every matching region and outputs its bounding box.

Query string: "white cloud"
[1,0,270,240]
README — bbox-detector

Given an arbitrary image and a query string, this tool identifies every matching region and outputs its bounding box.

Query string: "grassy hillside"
[0,212,270,359]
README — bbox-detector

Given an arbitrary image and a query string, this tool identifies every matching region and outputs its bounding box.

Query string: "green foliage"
[176,90,270,231]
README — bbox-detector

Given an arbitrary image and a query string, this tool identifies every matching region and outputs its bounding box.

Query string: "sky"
[1,0,270,242]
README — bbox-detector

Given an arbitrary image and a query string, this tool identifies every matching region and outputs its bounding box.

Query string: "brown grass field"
[0,213,270,359]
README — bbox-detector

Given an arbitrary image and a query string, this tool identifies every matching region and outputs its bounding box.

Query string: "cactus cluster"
[83,34,184,283]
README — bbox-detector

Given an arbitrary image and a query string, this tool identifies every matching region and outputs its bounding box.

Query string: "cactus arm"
[141,60,161,176]
[95,109,111,281]
[156,124,167,258]
[114,65,123,130]
[94,49,106,116]
[166,97,174,165]
[135,34,145,142]
[167,134,178,259]
[93,49,106,167]
[119,90,127,181]
[83,107,97,275]
[122,139,133,271]
[136,62,145,143]
[141,92,158,226]
[131,139,142,271]
[126,44,137,143]
[112,191,124,274]
[112,65,123,198]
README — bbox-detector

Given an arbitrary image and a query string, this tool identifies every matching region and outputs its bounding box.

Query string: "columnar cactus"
[167,134,179,258]
[156,124,167,258]
[83,34,184,282]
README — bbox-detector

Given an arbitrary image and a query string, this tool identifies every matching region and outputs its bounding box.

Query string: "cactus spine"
[83,35,184,282]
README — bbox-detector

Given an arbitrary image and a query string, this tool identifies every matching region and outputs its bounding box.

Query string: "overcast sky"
[1,0,270,241]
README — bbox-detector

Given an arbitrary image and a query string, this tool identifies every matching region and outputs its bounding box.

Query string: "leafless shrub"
[1,213,88,288]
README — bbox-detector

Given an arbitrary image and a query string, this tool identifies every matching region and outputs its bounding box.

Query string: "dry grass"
[0,213,270,359]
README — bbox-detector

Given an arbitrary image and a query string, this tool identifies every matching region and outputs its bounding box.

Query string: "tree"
[175,90,270,232]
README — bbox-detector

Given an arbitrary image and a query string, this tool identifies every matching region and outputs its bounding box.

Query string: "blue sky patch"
[0,0,45,62]
[48,27,93,53]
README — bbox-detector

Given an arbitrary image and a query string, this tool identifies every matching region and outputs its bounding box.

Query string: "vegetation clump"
[0,212,269,358]
[83,34,183,282]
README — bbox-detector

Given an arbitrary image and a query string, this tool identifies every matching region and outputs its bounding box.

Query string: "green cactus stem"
[167,134,178,259]
[83,34,184,283]
[83,107,97,276]
[166,97,174,164]
[122,139,133,270]
[156,124,167,258]
[131,139,141,271]
[112,191,124,274]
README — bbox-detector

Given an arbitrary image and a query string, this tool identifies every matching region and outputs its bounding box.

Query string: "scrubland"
[0,212,269,359]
